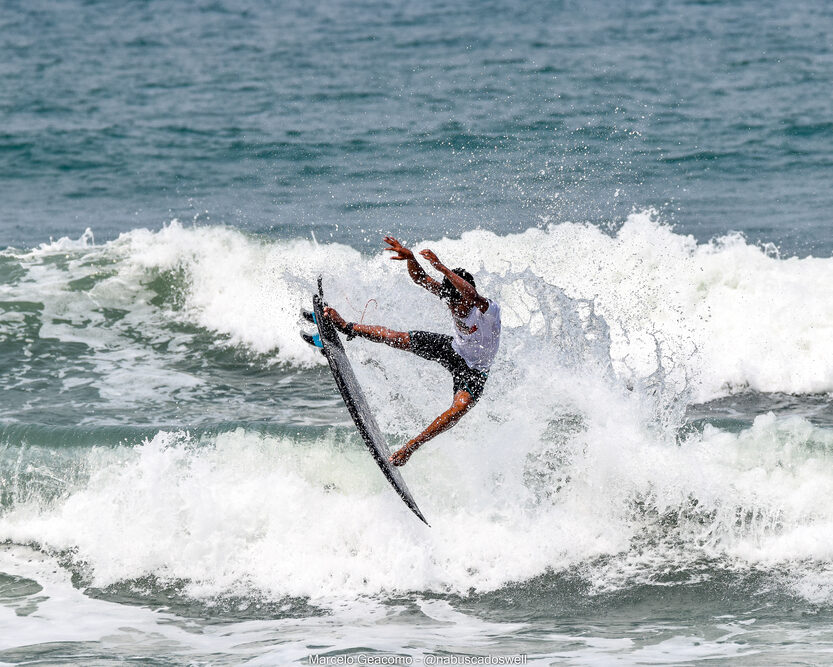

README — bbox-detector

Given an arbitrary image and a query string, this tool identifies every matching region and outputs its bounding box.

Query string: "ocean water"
[2,0,833,664]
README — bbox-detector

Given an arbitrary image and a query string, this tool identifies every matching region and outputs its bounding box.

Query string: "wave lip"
[8,213,833,399]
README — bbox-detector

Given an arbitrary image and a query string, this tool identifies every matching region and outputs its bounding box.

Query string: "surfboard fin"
[301,331,324,349]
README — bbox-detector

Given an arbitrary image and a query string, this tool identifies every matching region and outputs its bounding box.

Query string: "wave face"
[2,216,833,603]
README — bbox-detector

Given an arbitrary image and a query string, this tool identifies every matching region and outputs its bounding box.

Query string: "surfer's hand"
[384,236,414,261]
[419,249,443,270]
[323,307,351,334]
[390,443,417,466]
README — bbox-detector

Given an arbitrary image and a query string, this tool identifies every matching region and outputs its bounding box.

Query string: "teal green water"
[3,1,833,664]
[3,0,832,253]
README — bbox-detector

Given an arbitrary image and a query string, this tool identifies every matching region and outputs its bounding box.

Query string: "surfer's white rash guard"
[451,299,501,372]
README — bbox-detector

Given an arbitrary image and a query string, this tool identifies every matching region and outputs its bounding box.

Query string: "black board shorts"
[408,330,489,402]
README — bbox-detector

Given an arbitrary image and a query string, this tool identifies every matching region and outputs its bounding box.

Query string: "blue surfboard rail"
[313,276,429,525]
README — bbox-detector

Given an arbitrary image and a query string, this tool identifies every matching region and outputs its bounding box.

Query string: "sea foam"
[4,408,833,601]
[60,211,833,401]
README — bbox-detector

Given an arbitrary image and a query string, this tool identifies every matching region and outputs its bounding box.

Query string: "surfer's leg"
[349,323,411,350]
[389,390,474,466]
[323,306,411,350]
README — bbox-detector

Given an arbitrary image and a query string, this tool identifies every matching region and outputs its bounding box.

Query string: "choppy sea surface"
[2,0,833,664]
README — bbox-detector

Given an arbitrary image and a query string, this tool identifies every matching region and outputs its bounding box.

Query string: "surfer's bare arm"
[418,249,489,312]
[384,236,443,297]
[389,390,474,466]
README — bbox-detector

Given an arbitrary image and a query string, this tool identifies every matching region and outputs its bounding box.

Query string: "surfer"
[323,237,501,466]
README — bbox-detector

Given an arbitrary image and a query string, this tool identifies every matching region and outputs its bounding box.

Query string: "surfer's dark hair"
[440,268,475,300]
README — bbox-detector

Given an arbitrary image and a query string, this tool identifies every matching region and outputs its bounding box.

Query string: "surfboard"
[310,276,429,525]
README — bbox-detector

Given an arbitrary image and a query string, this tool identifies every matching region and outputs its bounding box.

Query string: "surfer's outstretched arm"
[324,307,411,350]
[384,236,443,297]
[389,390,474,466]
[418,249,489,312]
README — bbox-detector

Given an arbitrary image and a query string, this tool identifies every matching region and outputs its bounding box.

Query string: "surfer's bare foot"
[323,307,352,334]
[390,443,417,466]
